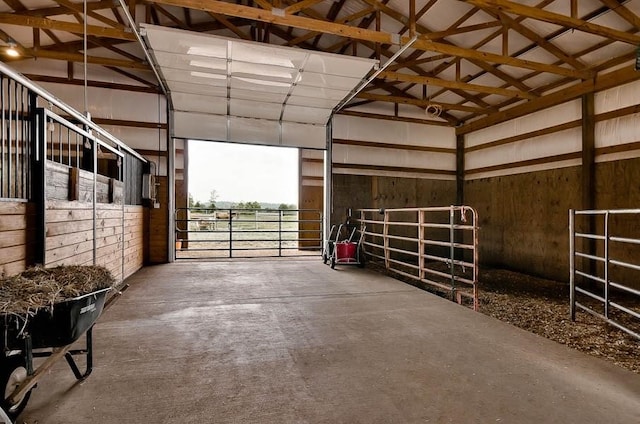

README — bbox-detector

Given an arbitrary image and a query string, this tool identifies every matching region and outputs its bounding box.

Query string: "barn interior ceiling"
[141,23,376,144]
[1,0,640,130]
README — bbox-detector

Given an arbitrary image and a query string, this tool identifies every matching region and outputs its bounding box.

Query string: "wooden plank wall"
[46,201,124,279]
[148,176,168,263]
[124,205,145,278]
[43,161,145,282]
[0,201,36,277]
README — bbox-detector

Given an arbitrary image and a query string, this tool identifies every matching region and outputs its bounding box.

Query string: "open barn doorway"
[175,140,324,259]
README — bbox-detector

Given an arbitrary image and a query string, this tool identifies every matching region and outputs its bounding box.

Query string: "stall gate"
[569,209,640,340]
[356,206,479,310]
[175,207,322,259]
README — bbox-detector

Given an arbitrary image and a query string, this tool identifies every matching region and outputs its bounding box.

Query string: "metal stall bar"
[570,208,640,340]
[356,206,480,310]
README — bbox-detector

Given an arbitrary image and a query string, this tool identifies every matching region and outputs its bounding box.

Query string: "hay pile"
[0,265,115,316]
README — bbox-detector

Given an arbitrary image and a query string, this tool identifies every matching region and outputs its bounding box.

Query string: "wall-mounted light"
[5,41,19,58]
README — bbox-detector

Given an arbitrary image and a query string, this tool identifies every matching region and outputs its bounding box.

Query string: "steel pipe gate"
[569,209,640,340]
[356,206,479,310]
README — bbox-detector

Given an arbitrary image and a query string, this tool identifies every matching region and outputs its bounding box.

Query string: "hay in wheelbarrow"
[0,265,115,317]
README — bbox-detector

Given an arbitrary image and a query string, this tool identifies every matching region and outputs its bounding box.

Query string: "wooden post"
[456,134,464,206]
[582,92,596,281]
[69,167,80,201]
[31,106,46,266]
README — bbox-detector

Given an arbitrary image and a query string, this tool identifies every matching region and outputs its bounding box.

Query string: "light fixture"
[5,40,19,57]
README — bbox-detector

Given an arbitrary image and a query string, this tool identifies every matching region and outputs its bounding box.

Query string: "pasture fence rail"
[175,208,323,259]
[355,206,479,310]
[569,209,640,340]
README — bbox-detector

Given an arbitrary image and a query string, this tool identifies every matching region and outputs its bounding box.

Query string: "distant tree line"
[188,191,296,211]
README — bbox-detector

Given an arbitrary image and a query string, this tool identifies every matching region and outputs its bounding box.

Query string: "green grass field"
[176,211,322,258]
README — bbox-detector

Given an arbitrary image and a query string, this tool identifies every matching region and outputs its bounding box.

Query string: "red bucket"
[336,242,357,260]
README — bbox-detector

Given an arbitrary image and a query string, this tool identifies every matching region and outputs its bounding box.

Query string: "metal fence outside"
[355,206,479,310]
[175,208,323,259]
[569,209,640,340]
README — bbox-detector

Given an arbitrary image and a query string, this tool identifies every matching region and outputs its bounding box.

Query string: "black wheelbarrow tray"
[1,287,110,419]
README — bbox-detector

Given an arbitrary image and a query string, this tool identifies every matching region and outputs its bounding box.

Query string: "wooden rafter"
[54,0,125,29]
[208,12,251,40]
[2,0,25,12]
[464,0,640,45]
[152,4,189,29]
[20,48,149,69]
[598,0,640,29]
[311,0,346,48]
[378,71,536,100]
[428,0,558,101]
[458,65,640,134]
[285,0,324,15]
[0,13,136,40]
[24,74,156,93]
[146,0,589,79]
[356,92,488,114]
[482,8,585,69]
[1,0,636,127]
[22,1,117,18]
[105,66,156,87]
[286,6,375,47]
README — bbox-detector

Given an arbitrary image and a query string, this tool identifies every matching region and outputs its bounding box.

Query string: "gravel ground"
[373,263,640,374]
[478,268,640,374]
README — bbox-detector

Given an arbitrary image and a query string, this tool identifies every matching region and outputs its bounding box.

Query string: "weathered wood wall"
[124,205,146,278]
[46,201,124,279]
[0,160,146,279]
[0,201,36,277]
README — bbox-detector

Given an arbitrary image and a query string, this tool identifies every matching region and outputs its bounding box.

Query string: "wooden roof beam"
[366,79,462,125]
[24,74,159,93]
[458,65,640,134]
[54,0,125,29]
[356,92,491,114]
[146,0,590,78]
[105,66,156,87]
[598,0,640,29]
[285,0,324,15]
[359,0,586,87]
[208,12,252,40]
[429,0,559,94]
[463,0,640,45]
[0,13,136,40]
[2,0,25,12]
[378,71,536,99]
[352,38,493,109]
[286,6,375,46]
[152,4,189,29]
[311,0,346,48]
[15,48,148,69]
[485,8,585,69]
[21,1,117,18]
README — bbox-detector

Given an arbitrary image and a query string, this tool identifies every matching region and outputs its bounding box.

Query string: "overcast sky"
[188,140,299,205]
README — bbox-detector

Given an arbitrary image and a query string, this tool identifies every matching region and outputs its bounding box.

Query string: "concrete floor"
[19,259,640,423]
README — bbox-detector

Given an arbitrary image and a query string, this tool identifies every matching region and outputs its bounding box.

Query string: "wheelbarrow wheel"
[1,355,32,419]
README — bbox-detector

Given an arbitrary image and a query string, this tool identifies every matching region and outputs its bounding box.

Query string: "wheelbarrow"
[1,288,111,420]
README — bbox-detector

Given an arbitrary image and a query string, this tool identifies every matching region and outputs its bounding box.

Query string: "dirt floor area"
[478,268,639,374]
[373,263,640,374]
